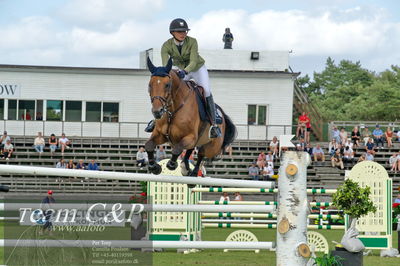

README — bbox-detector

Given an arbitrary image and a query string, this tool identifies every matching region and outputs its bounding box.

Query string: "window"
[103,102,119,122]
[36,100,43,120]
[47,100,63,121]
[86,102,101,122]
[247,104,267,125]
[8,100,17,120]
[0,99,3,120]
[66,101,82,122]
[19,100,35,120]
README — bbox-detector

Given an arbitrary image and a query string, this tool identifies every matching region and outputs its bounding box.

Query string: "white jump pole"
[0,203,275,213]
[0,165,274,188]
[277,151,311,266]
[0,239,275,250]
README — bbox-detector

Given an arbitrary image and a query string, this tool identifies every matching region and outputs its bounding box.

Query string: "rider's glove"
[177,70,186,79]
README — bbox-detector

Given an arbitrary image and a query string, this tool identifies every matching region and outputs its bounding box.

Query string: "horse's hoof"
[148,163,162,175]
[166,160,178,170]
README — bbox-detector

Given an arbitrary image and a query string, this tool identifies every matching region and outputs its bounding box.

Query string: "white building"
[0,49,298,140]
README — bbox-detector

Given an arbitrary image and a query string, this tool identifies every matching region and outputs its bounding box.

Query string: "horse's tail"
[217,105,237,152]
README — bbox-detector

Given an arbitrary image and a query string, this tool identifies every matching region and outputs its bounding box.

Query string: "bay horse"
[144,57,237,177]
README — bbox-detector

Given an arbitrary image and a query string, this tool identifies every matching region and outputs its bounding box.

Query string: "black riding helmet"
[169,18,190,32]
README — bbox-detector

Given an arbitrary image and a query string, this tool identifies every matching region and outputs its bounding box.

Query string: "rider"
[145,18,222,138]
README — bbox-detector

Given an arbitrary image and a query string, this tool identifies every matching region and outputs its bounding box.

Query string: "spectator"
[66,159,75,169]
[88,159,100,171]
[48,134,58,155]
[389,153,398,173]
[298,138,306,150]
[265,151,274,167]
[331,149,344,170]
[136,147,148,167]
[233,192,243,201]
[179,149,195,165]
[256,151,266,169]
[362,127,372,146]
[339,127,348,145]
[394,194,400,204]
[219,192,230,202]
[248,163,259,180]
[365,150,374,161]
[343,146,355,164]
[304,143,313,156]
[2,139,14,160]
[21,110,32,120]
[358,154,366,163]
[351,126,361,147]
[155,146,167,162]
[0,131,11,153]
[262,162,275,181]
[385,127,393,148]
[36,112,43,121]
[372,125,384,149]
[343,139,353,150]
[56,158,66,169]
[76,159,86,170]
[305,114,312,143]
[331,126,340,143]
[312,144,325,162]
[33,132,45,154]
[328,138,338,156]
[58,133,71,155]
[41,190,55,234]
[365,138,375,155]
[296,112,310,142]
[269,136,279,157]
[225,144,233,158]
[397,130,400,142]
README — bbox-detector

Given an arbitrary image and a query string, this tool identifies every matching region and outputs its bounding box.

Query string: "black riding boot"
[206,95,222,138]
[144,120,155,132]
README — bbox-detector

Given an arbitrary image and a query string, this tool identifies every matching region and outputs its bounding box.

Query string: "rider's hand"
[177,70,186,79]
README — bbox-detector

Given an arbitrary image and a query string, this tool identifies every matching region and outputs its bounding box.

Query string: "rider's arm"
[184,38,200,73]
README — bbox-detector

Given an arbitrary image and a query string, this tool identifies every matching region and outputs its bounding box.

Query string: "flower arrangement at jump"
[129,181,147,204]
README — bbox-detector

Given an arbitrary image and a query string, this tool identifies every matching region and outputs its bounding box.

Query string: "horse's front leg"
[180,148,194,176]
[167,136,196,171]
[145,134,167,175]
[190,148,204,177]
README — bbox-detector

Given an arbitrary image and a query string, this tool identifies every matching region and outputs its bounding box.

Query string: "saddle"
[185,80,222,124]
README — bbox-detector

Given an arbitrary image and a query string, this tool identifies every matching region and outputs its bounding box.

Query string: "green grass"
[1,222,399,266]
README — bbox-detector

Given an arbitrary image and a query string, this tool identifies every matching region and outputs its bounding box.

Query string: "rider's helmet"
[169,18,190,33]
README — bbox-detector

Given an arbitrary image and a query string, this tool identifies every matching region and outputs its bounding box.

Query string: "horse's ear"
[165,57,173,73]
[147,57,156,74]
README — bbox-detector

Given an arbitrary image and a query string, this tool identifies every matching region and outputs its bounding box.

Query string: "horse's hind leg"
[167,135,196,171]
[181,148,194,176]
[145,134,167,175]
[190,149,204,177]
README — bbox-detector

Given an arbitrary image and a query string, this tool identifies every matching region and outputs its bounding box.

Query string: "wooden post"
[277,151,311,266]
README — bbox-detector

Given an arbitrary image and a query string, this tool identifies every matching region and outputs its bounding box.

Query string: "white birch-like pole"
[276,151,311,266]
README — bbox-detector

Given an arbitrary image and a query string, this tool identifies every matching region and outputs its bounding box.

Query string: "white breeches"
[183,65,211,97]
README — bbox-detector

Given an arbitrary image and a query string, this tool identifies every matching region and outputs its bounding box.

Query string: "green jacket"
[161,36,205,73]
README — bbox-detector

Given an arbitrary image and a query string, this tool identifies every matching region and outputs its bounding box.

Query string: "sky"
[0,0,399,78]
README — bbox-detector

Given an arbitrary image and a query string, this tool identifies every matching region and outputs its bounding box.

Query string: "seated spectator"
[0,131,11,153]
[358,154,366,163]
[48,134,58,154]
[351,126,360,147]
[66,159,75,169]
[385,127,393,148]
[296,143,303,151]
[233,192,243,201]
[389,153,398,173]
[262,162,275,181]
[304,143,313,156]
[331,126,340,143]
[2,139,14,160]
[225,144,233,158]
[269,136,279,157]
[76,159,86,170]
[342,146,355,164]
[298,138,306,150]
[56,158,66,169]
[362,127,372,146]
[88,159,100,171]
[339,127,348,145]
[219,192,230,202]
[58,133,71,155]
[136,147,148,167]
[365,150,374,161]
[256,151,266,169]
[248,163,259,180]
[265,151,274,167]
[155,146,167,162]
[365,138,375,155]
[312,144,325,162]
[343,139,353,150]
[328,139,338,156]
[372,125,384,148]
[34,132,45,154]
[296,111,308,140]
[331,149,344,169]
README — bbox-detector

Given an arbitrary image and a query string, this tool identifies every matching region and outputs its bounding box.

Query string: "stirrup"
[144,120,155,133]
[209,125,222,138]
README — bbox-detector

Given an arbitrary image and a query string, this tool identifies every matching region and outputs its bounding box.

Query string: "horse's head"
[147,57,173,119]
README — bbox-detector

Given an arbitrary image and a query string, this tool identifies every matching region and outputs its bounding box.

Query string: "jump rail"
[0,165,274,189]
[192,188,337,194]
